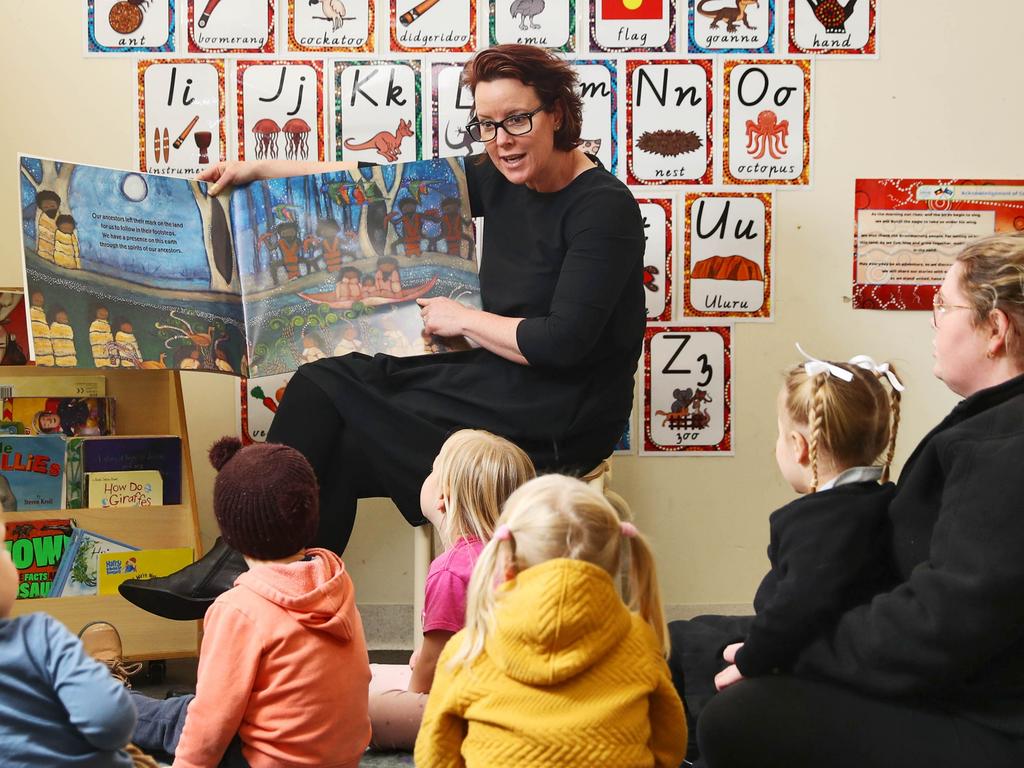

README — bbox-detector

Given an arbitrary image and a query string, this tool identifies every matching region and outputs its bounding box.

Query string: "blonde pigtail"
[449,534,507,669]
[625,532,669,656]
[807,373,827,492]
[881,367,902,484]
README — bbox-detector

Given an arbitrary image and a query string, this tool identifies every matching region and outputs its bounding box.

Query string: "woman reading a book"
[121,44,646,620]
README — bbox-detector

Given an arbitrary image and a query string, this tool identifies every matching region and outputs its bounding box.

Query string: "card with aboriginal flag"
[590,0,676,52]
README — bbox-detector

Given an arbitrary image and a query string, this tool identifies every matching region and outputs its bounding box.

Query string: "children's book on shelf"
[86,469,162,508]
[3,518,73,599]
[0,434,67,511]
[0,371,106,398]
[97,547,193,596]
[19,155,480,378]
[0,288,30,367]
[65,435,181,508]
[50,527,139,597]
[3,396,114,436]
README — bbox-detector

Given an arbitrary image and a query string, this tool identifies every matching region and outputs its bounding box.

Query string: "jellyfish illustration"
[283,118,311,160]
[252,118,281,160]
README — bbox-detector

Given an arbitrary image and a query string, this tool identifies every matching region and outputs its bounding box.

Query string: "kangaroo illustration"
[697,0,759,32]
[344,119,414,162]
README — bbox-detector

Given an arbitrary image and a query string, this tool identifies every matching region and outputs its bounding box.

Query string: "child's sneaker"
[78,621,143,688]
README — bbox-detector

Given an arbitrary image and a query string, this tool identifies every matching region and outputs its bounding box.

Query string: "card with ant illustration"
[390,0,477,52]
[334,60,422,163]
[642,325,732,455]
[490,0,575,51]
[138,60,226,177]
[237,61,325,163]
[789,0,875,56]
[431,60,486,161]
[722,58,812,185]
[86,0,175,54]
[687,0,775,54]
[590,0,676,53]
[573,59,619,176]
[288,0,375,52]
[186,0,275,54]
[626,59,714,186]
[636,197,674,323]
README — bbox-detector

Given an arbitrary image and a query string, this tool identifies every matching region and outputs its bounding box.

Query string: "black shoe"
[118,538,248,621]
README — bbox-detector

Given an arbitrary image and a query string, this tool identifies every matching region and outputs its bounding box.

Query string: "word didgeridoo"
[400,0,442,25]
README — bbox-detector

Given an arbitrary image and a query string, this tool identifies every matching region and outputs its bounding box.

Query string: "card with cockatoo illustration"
[187,0,275,53]
[687,0,775,54]
[85,0,176,54]
[390,0,477,52]
[489,0,575,51]
[237,61,325,163]
[590,0,676,53]
[288,0,375,52]
[789,0,876,56]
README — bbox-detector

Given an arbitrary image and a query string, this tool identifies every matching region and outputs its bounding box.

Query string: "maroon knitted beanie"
[209,437,319,560]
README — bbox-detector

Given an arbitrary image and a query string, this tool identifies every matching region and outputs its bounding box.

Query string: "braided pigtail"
[807,372,828,492]
[880,364,902,484]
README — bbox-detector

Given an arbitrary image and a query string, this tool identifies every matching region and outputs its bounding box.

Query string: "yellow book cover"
[0,373,106,398]
[97,548,193,595]
[87,469,163,507]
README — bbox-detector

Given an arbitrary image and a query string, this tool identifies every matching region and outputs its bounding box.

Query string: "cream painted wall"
[1,2,1014,613]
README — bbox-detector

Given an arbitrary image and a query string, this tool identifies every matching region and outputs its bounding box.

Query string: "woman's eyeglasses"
[464,105,546,143]
[932,293,972,325]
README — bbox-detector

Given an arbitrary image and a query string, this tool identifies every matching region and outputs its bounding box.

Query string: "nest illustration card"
[637,197,674,323]
[789,0,876,56]
[237,61,325,163]
[590,0,676,52]
[642,325,732,455]
[288,0,375,52]
[490,0,575,51]
[687,0,775,54]
[390,0,477,52]
[138,60,226,176]
[722,58,812,186]
[335,60,422,162]
[626,59,714,186]
[431,60,485,160]
[573,60,619,177]
[683,192,773,320]
[86,0,175,54]
[187,0,276,54]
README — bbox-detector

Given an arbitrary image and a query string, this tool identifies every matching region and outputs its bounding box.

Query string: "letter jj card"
[642,325,732,454]
[237,61,325,162]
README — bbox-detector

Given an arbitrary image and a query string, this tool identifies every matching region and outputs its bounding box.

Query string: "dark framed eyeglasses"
[464,105,546,143]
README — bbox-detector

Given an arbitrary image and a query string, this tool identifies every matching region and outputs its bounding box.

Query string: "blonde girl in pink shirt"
[368,429,535,750]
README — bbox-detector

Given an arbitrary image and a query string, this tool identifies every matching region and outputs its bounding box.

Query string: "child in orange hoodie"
[130,437,371,768]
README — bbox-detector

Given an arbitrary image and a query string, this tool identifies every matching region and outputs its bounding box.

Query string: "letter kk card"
[642,326,732,455]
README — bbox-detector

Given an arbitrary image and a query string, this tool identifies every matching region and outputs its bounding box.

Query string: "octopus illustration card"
[288,0,375,52]
[237,61,325,163]
[490,0,575,51]
[636,197,674,323]
[431,59,485,160]
[187,0,276,54]
[683,192,773,320]
[335,60,422,162]
[722,58,812,186]
[390,0,477,52]
[590,0,676,52]
[789,0,876,56]
[86,0,175,54]
[138,60,226,176]
[687,0,775,54]
[626,59,714,186]
[573,60,619,177]
[642,325,732,455]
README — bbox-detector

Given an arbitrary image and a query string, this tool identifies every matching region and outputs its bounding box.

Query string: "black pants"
[696,676,1024,768]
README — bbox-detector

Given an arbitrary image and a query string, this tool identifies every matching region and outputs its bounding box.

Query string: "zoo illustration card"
[637,197,674,322]
[138,60,226,177]
[626,59,714,186]
[590,0,676,53]
[853,178,1024,310]
[335,60,422,162]
[789,0,875,56]
[642,325,732,454]
[723,59,812,186]
[431,60,485,160]
[390,0,477,52]
[86,0,175,54]
[684,192,773,320]
[288,0,375,52]
[490,0,575,50]
[688,0,774,54]
[573,60,618,176]
[237,61,325,163]
[187,0,276,53]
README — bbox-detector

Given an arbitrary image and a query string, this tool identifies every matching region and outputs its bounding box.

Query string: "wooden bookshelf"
[3,368,201,661]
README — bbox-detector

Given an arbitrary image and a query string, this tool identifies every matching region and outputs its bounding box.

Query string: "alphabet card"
[87,0,175,53]
[237,61,325,162]
[590,0,676,53]
[573,60,618,176]
[187,0,275,54]
[490,0,575,51]
[722,59,812,186]
[642,325,732,454]
[335,61,422,162]
[138,60,226,176]
[288,0,375,52]
[688,0,775,54]
[391,0,476,52]
[626,60,714,186]
[683,192,773,320]
[431,60,485,159]
[637,197,674,322]
[789,0,876,56]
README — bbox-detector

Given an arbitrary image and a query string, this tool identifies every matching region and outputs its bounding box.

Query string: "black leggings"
[697,676,1024,768]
